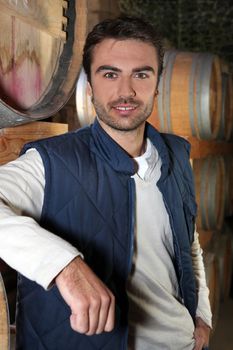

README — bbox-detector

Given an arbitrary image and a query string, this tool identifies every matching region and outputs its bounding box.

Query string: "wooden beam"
[0,122,68,164]
[182,136,233,159]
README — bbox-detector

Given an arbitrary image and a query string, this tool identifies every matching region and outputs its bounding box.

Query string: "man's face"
[87,38,158,133]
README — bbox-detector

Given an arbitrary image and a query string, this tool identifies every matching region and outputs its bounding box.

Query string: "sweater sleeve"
[192,230,212,328]
[0,149,81,289]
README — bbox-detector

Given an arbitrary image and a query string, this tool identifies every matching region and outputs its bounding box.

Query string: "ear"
[87,81,93,97]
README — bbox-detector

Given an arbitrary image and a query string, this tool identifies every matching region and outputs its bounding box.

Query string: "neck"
[98,120,146,158]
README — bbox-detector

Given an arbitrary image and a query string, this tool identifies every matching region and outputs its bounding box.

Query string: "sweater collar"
[90,118,170,178]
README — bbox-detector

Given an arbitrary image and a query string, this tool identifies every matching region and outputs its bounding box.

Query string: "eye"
[134,72,149,79]
[104,72,118,79]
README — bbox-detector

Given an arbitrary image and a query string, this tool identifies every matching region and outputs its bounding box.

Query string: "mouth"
[115,105,137,111]
[112,104,139,115]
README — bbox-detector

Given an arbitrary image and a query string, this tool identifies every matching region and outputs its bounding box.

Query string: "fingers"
[193,332,207,350]
[70,309,89,334]
[193,317,210,350]
[193,339,204,350]
[70,296,91,333]
[70,291,115,335]
[87,296,101,335]
[96,292,115,334]
[103,292,115,332]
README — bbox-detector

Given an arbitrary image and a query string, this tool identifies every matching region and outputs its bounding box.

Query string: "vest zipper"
[122,178,136,350]
[127,178,136,276]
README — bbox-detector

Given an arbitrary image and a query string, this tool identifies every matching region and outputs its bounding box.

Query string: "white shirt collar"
[134,139,152,179]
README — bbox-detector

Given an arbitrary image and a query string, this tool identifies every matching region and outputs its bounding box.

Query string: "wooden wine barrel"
[203,252,220,331]
[197,229,215,250]
[223,156,233,217]
[76,67,96,126]
[0,259,17,325]
[207,228,233,302]
[148,50,222,140]
[0,273,10,350]
[217,73,233,140]
[0,0,87,128]
[193,156,226,230]
[216,234,233,301]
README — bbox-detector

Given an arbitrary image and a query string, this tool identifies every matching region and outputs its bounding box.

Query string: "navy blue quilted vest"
[16,120,197,350]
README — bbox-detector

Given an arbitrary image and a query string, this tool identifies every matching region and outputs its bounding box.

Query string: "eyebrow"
[95,65,121,73]
[132,66,155,74]
[95,65,155,74]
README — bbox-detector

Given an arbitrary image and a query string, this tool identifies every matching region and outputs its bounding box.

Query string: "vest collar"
[145,123,171,182]
[90,118,170,178]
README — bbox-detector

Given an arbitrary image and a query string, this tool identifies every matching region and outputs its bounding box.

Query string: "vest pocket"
[41,316,125,350]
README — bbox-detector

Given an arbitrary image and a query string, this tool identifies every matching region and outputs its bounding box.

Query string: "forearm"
[0,199,80,289]
[0,149,81,289]
[192,230,212,328]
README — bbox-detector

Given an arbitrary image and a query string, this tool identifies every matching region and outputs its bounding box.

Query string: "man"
[0,17,211,349]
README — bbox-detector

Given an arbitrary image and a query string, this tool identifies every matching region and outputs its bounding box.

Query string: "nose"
[118,77,136,99]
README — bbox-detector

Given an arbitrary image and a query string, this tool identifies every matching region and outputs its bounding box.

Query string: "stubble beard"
[91,96,155,132]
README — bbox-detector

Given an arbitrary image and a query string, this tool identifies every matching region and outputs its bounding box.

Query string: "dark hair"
[82,16,164,83]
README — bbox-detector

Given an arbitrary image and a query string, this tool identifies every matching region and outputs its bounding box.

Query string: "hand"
[193,317,211,350]
[55,256,115,335]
